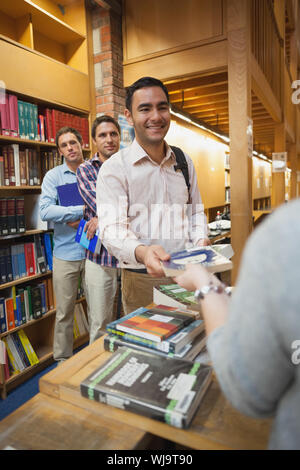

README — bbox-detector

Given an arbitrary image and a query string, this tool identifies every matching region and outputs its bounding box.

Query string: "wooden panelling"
[123,0,224,63]
[0,37,89,112]
[123,40,228,86]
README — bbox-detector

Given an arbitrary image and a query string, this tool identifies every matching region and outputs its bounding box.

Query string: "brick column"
[91,5,125,120]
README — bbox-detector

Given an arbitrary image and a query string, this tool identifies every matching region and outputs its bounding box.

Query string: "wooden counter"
[38,336,271,450]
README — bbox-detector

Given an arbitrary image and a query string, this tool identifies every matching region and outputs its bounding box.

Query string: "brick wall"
[91,5,125,120]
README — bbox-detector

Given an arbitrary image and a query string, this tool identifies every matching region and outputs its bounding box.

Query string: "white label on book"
[169,287,186,293]
[106,394,126,409]
[174,390,196,414]
[169,410,183,428]
[167,373,196,400]
[149,314,173,323]
[170,331,187,344]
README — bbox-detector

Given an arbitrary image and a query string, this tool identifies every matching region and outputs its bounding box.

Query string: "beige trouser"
[121,269,173,315]
[53,256,86,361]
[84,259,118,343]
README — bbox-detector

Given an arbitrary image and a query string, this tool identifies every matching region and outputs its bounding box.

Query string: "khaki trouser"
[84,260,118,343]
[121,269,173,315]
[53,256,86,361]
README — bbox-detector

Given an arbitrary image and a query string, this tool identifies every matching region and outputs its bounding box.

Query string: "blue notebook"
[75,219,102,254]
[57,183,84,206]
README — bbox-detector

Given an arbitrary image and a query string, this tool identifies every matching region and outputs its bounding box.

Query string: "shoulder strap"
[170,145,190,193]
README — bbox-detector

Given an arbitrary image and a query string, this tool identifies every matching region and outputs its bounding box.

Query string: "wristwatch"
[194,281,231,303]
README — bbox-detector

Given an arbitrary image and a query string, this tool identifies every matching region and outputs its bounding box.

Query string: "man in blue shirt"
[40,127,86,363]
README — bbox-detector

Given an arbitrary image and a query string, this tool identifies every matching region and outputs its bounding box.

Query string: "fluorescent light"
[171,109,230,144]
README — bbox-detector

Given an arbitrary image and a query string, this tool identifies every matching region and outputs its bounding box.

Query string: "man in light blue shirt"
[40,127,86,362]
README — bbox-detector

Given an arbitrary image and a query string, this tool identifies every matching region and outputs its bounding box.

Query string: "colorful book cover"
[80,347,212,429]
[161,245,233,277]
[107,307,200,353]
[153,284,201,311]
[115,308,193,343]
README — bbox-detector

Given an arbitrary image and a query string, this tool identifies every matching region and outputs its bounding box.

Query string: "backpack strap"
[171,145,190,194]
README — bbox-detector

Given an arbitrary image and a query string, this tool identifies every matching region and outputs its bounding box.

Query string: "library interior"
[0,0,299,451]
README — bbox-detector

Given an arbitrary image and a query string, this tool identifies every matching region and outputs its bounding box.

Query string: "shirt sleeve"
[76,163,97,216]
[40,170,84,223]
[96,160,142,266]
[207,216,295,418]
[186,155,208,243]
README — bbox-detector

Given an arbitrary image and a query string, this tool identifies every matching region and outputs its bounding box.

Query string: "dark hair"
[125,76,170,111]
[91,115,121,139]
[55,126,83,148]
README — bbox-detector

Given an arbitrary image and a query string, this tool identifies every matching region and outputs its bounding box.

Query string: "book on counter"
[75,219,101,254]
[56,182,84,207]
[161,245,233,277]
[112,306,195,343]
[104,329,206,361]
[80,346,212,428]
[153,284,201,312]
[106,306,201,354]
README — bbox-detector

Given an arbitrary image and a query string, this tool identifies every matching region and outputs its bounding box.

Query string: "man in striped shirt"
[77,115,121,342]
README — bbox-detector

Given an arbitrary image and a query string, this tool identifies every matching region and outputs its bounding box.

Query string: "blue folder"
[56,183,84,206]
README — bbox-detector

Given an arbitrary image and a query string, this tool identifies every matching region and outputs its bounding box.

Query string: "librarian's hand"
[135,245,170,277]
[67,219,81,230]
[174,264,212,292]
[84,217,98,240]
[197,238,211,246]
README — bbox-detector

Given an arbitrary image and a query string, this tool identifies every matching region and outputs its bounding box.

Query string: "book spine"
[7,198,17,234]
[15,197,26,233]
[18,329,39,365]
[3,147,10,186]
[0,198,8,235]
[0,297,7,333]
[2,337,19,374]
[106,326,174,353]
[12,332,31,368]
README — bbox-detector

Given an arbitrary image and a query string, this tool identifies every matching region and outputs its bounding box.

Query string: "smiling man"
[77,116,121,341]
[40,127,86,363]
[96,77,208,314]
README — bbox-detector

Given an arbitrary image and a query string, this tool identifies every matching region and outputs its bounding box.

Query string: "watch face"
[202,286,211,295]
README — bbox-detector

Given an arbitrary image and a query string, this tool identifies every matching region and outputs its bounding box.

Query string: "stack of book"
[80,305,212,429]
[104,305,206,361]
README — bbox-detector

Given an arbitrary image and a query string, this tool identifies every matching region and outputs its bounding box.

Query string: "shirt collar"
[129,139,176,165]
[62,161,76,174]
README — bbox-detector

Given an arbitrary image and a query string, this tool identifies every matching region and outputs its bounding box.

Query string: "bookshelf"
[0,0,92,398]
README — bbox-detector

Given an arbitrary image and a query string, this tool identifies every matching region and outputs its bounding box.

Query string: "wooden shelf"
[0,186,41,191]
[0,134,56,147]
[0,0,85,45]
[0,271,52,291]
[0,229,52,242]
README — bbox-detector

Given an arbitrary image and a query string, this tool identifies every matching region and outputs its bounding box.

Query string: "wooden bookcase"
[0,0,92,399]
[0,110,90,398]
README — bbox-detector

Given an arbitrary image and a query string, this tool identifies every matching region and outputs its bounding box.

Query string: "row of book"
[0,197,25,236]
[0,93,90,148]
[40,149,64,179]
[1,302,88,379]
[0,232,53,285]
[1,330,39,379]
[0,144,41,187]
[0,278,54,333]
